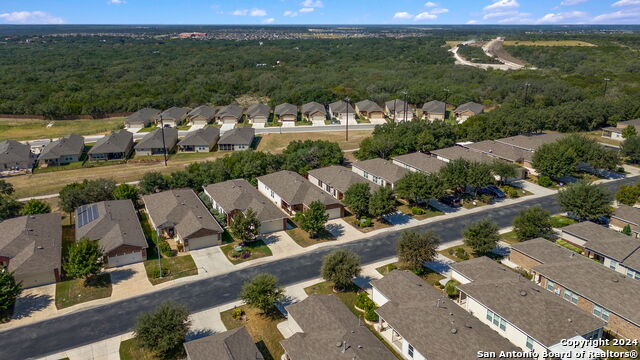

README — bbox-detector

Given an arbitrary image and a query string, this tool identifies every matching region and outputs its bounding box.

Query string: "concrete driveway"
[261,231,302,256]
[108,262,152,300]
[3,284,57,329]
[220,123,235,132]
[190,246,234,277]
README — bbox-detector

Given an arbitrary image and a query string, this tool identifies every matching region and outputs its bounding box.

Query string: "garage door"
[108,251,144,267]
[325,207,343,220]
[260,219,285,234]
[188,235,218,250]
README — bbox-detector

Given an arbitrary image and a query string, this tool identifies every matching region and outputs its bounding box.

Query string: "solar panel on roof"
[77,204,100,228]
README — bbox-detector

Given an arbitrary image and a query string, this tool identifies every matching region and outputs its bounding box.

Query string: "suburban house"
[177,127,220,152]
[391,152,447,174]
[610,204,640,237]
[510,238,640,340]
[464,140,529,166]
[157,107,189,127]
[257,170,345,219]
[602,118,640,141]
[0,213,62,288]
[280,294,396,360]
[183,327,264,360]
[124,108,160,130]
[384,99,413,122]
[328,100,356,124]
[216,104,244,124]
[38,133,85,167]
[351,158,409,189]
[0,140,34,173]
[453,102,484,123]
[186,105,216,126]
[301,102,327,122]
[143,188,224,251]
[274,103,298,122]
[75,200,148,267]
[354,100,384,120]
[218,127,255,151]
[561,221,624,248]
[430,145,493,164]
[421,100,446,121]
[203,179,288,234]
[452,257,605,359]
[307,165,380,200]
[87,129,133,161]
[370,270,519,360]
[134,127,178,156]
[494,132,565,152]
[245,103,271,124]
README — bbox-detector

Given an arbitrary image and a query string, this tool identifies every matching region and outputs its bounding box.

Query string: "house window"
[363,171,369,179]
[546,280,555,292]
[407,344,414,358]
[270,190,274,198]
[593,305,610,322]
[563,289,578,305]
[627,268,635,278]
[526,336,534,350]
[486,310,506,331]
[610,260,618,270]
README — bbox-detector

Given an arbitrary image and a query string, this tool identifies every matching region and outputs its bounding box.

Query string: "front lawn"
[550,215,578,228]
[143,255,198,285]
[500,185,533,199]
[137,125,157,133]
[343,215,392,233]
[397,204,444,220]
[461,198,490,209]
[499,230,520,245]
[439,244,503,262]
[55,273,112,309]
[376,263,445,287]
[220,240,273,265]
[285,226,336,248]
[220,306,284,360]
[295,120,312,126]
[119,338,160,360]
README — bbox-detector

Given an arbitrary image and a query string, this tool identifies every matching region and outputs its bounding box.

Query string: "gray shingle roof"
[511,238,578,265]
[450,256,520,283]
[0,213,61,276]
[354,100,382,113]
[430,146,494,164]
[245,103,271,118]
[184,327,264,360]
[391,152,447,174]
[257,170,342,208]
[329,100,355,114]
[421,100,446,115]
[125,108,160,126]
[454,102,484,115]
[134,128,178,150]
[75,200,147,254]
[281,294,396,360]
[0,140,33,166]
[465,140,531,163]
[617,118,640,128]
[495,133,565,152]
[301,102,326,116]
[307,165,380,194]
[384,99,410,113]
[203,179,287,223]
[274,103,297,116]
[39,134,85,161]
[217,104,244,120]
[178,127,220,147]
[352,158,409,184]
[218,128,255,146]
[158,107,188,122]
[187,105,216,122]
[143,188,223,239]
[612,204,640,226]
[372,270,520,359]
[88,130,133,155]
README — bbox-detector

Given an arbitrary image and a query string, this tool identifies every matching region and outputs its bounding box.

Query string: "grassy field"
[255,130,372,153]
[143,255,198,285]
[220,239,273,264]
[119,338,160,360]
[220,305,284,360]
[503,40,596,47]
[445,40,462,48]
[55,273,112,309]
[0,117,124,141]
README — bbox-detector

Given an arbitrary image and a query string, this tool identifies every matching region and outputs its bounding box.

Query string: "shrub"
[158,240,174,257]
[455,247,470,260]
[444,280,460,298]
[480,194,493,204]
[513,267,533,280]
[538,176,552,187]
[617,167,625,173]
[357,216,373,228]
[364,308,379,322]
[411,207,425,215]
[231,307,244,320]
[503,186,520,198]
[355,292,376,311]
[147,265,170,279]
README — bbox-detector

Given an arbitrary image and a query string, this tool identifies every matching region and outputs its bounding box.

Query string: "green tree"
[230,209,261,243]
[557,180,612,221]
[0,180,14,196]
[64,238,104,281]
[463,217,500,255]
[616,184,640,206]
[622,135,640,163]
[58,183,87,215]
[134,301,190,359]
[397,231,440,271]
[320,249,361,291]
[82,178,116,203]
[0,271,22,315]
[622,224,632,236]
[368,187,396,219]
[281,140,344,174]
[0,196,22,221]
[343,183,371,218]
[512,206,554,242]
[293,201,329,238]
[395,172,446,204]
[19,199,51,216]
[532,141,577,179]
[439,159,470,190]
[491,160,518,185]
[240,273,285,314]
[113,183,140,203]
[139,172,170,194]
[622,125,637,139]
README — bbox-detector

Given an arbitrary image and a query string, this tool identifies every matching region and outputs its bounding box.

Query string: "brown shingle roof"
[354,99,382,113]
[125,108,160,126]
[218,128,255,146]
[307,165,380,194]
[465,140,531,163]
[274,103,297,116]
[203,179,287,223]
[158,107,188,122]
[0,140,33,167]
[450,256,520,283]
[430,146,493,164]
[88,130,133,155]
[391,152,447,174]
[421,100,446,115]
[246,103,271,118]
[217,104,244,120]
[563,222,640,264]
[257,170,342,208]
[134,128,178,150]
[612,204,640,226]
[301,102,326,116]
[187,105,216,122]
[511,238,577,265]
[495,133,565,152]
[39,134,84,160]
[184,327,264,360]
[329,100,355,114]
[352,158,409,184]
[454,102,484,115]
[178,127,220,147]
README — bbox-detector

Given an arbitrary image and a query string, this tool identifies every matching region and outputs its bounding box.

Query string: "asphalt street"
[2,176,636,359]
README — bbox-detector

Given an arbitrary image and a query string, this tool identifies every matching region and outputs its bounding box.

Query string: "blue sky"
[0,0,638,25]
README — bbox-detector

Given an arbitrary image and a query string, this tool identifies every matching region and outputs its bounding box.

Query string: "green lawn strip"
[396,204,444,220]
[143,255,198,285]
[234,122,253,128]
[220,240,273,265]
[343,215,392,233]
[220,305,284,360]
[176,125,191,130]
[264,121,282,127]
[138,211,159,259]
[285,227,336,247]
[55,274,112,309]
[375,263,445,287]
[550,215,578,228]
[34,161,84,174]
[137,126,157,133]
[169,151,218,160]
[119,338,159,360]
[439,244,503,262]
[556,239,583,253]
[294,120,312,126]
[499,230,520,245]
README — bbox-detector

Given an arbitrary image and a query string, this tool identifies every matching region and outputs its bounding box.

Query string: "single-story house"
[510,238,640,340]
[75,200,148,267]
[0,213,62,288]
[203,179,288,234]
[464,140,530,166]
[328,100,356,124]
[370,270,520,360]
[124,108,160,130]
[430,145,494,164]
[143,188,224,251]
[38,133,85,167]
[610,204,640,237]
[494,132,565,152]
[157,107,189,127]
[218,127,255,151]
[453,257,605,359]
[354,99,384,120]
[391,152,447,174]
[453,102,484,123]
[186,105,216,126]
[0,140,34,173]
[421,100,446,121]
[601,118,640,141]
[245,104,271,124]
[134,128,178,156]
[300,102,326,122]
[88,129,133,161]
[184,327,264,360]
[274,103,298,122]
[280,294,396,360]
[216,104,244,124]
[351,158,409,189]
[307,165,380,201]
[384,99,413,122]
[178,127,220,153]
[561,221,621,248]
[257,170,344,219]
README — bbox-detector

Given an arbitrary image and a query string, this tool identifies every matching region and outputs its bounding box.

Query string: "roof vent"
[568,318,572,323]
[358,345,363,349]
[520,290,527,296]
[37,246,44,250]
[336,342,342,348]
[613,278,619,283]
[451,328,458,334]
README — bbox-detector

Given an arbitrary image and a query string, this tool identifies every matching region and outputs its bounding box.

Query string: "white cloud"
[393,12,414,19]
[262,17,275,24]
[612,0,640,6]
[483,10,518,19]
[425,1,438,7]
[466,19,479,24]
[232,8,267,16]
[592,9,640,22]
[250,9,267,16]
[559,0,587,5]
[415,11,437,20]
[431,8,449,14]
[0,11,64,24]
[283,10,298,17]
[299,7,315,13]
[232,9,248,15]
[535,10,588,23]
[107,0,125,4]
[300,0,323,8]
[484,0,520,11]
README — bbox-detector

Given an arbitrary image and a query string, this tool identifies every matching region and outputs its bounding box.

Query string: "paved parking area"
[108,262,152,300]
[190,246,234,277]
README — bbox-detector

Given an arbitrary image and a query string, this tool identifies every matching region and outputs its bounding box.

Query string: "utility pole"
[524,82,530,106]
[344,97,350,142]
[393,98,397,122]
[159,114,168,167]
[603,78,610,97]
[156,228,163,278]
[401,90,408,122]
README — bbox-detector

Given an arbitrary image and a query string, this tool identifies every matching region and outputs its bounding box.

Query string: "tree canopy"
[320,249,361,290]
[0,271,22,316]
[293,201,329,237]
[557,180,612,221]
[64,238,104,281]
[20,199,51,216]
[512,206,554,242]
[397,231,440,271]
[463,217,500,255]
[240,273,284,314]
[134,301,191,359]
[230,209,261,243]
[368,187,396,219]
[342,183,372,219]
[395,172,447,204]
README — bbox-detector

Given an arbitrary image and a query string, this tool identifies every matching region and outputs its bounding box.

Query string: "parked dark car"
[439,195,461,207]
[485,185,506,198]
